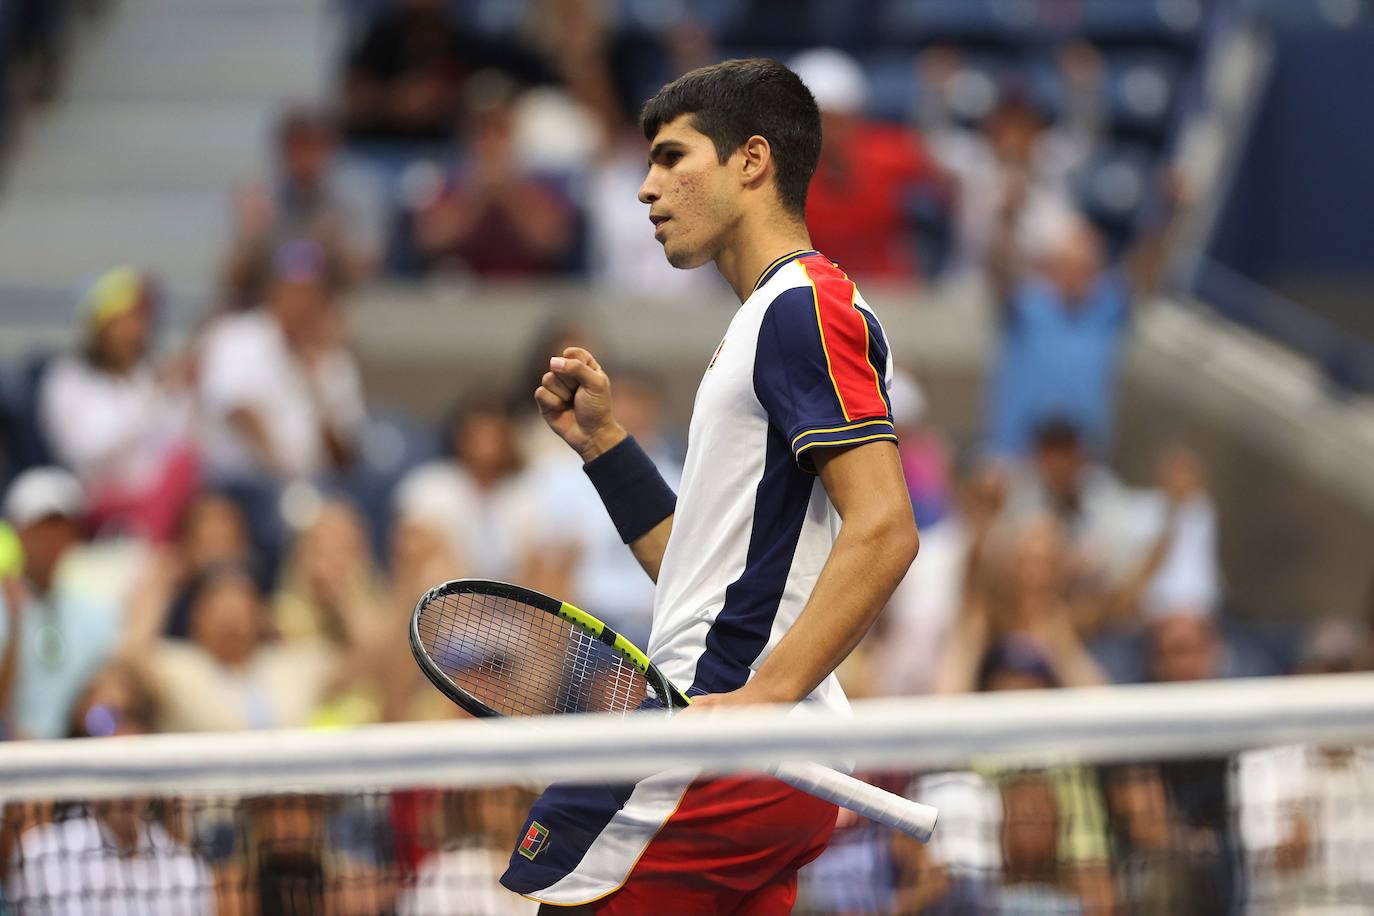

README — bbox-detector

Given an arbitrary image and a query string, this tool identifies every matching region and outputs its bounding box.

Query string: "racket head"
[410,578,689,719]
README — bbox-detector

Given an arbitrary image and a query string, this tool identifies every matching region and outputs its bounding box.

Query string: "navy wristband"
[583,435,677,544]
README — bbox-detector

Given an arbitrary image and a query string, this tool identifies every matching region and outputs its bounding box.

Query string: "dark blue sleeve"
[753,286,896,474]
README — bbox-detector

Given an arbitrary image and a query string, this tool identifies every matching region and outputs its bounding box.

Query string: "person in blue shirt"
[985,206,1129,458]
[0,468,121,740]
[983,168,1179,459]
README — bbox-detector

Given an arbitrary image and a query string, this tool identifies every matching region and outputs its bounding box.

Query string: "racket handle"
[770,761,938,842]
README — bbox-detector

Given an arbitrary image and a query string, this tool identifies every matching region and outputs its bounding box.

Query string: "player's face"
[639,115,742,270]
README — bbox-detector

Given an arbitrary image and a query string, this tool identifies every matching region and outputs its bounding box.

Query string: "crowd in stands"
[2,0,1373,912]
[0,0,104,161]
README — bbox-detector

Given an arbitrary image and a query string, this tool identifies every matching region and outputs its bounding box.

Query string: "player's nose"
[638,174,659,205]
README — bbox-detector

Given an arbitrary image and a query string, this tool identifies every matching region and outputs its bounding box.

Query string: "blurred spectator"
[67,659,156,740]
[397,787,539,915]
[1005,423,1218,638]
[413,73,576,277]
[393,393,540,584]
[38,268,199,541]
[380,498,468,723]
[1235,744,1374,913]
[985,206,1128,458]
[6,672,215,913]
[199,240,365,483]
[130,563,337,733]
[1142,612,1236,912]
[342,0,548,142]
[273,498,382,644]
[198,240,366,570]
[920,47,1101,274]
[544,0,719,297]
[998,773,1096,915]
[0,468,122,739]
[1099,763,1207,916]
[870,454,1005,697]
[223,106,385,309]
[931,513,1110,695]
[273,498,388,726]
[792,48,946,282]
[913,637,1113,914]
[1146,613,1221,685]
[533,367,681,650]
[800,811,899,913]
[1233,619,1374,911]
[983,142,1182,459]
[173,490,259,588]
[890,369,951,529]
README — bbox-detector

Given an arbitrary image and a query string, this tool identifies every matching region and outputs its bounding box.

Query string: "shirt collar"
[751,250,818,293]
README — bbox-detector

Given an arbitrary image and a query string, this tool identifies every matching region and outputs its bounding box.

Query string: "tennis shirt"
[648,249,896,713]
[502,249,898,906]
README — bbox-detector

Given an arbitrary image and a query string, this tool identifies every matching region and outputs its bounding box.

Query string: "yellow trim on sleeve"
[794,431,898,459]
[790,418,895,451]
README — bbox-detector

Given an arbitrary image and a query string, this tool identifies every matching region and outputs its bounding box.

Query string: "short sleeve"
[753,261,896,473]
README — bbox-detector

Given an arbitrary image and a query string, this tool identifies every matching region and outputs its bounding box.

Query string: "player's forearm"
[629,515,673,584]
[582,435,677,585]
[750,509,919,704]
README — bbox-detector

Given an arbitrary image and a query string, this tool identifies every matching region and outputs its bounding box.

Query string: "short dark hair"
[641,59,821,218]
[1032,417,1083,452]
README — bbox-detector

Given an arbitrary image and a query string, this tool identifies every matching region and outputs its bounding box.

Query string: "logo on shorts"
[519,821,549,860]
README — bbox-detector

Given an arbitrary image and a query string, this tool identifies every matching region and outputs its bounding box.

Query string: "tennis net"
[1,673,1373,915]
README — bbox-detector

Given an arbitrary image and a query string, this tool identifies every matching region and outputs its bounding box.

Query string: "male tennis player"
[503,59,920,914]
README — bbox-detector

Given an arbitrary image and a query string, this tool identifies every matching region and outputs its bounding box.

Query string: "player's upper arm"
[813,439,917,553]
[753,269,896,474]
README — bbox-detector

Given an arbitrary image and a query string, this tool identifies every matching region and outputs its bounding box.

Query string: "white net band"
[1,673,1372,800]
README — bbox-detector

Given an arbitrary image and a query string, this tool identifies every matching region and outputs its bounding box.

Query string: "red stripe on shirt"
[799,255,887,422]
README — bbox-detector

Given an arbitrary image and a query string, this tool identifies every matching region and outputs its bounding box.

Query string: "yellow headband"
[83,268,143,331]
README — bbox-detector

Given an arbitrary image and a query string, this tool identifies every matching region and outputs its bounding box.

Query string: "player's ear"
[738,134,773,190]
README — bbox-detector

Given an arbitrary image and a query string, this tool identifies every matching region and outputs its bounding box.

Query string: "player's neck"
[714,212,812,303]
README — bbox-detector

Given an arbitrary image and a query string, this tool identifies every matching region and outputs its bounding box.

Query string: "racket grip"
[770,761,938,842]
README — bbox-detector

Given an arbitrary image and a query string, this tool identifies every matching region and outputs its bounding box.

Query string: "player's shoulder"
[756,251,851,306]
[757,253,875,326]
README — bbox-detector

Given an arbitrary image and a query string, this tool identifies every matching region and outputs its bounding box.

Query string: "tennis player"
[503,58,920,914]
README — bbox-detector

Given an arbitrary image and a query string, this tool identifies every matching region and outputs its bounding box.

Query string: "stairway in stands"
[0,0,334,307]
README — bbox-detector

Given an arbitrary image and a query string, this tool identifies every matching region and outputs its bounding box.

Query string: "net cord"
[1,673,1372,801]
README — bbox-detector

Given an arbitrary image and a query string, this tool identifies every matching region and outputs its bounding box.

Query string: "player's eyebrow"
[647,140,686,166]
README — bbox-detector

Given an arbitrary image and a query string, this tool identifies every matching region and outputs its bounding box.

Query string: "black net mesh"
[5,749,1373,914]
[415,589,667,717]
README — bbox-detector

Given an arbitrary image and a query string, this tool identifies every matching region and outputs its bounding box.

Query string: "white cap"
[790,48,869,116]
[888,369,927,427]
[3,467,84,528]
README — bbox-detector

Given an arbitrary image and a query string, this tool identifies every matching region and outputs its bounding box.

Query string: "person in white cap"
[790,47,947,282]
[0,467,122,739]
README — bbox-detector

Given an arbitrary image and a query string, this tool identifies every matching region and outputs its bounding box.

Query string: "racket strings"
[417,590,661,717]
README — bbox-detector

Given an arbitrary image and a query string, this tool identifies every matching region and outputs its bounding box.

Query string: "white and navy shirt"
[649,249,896,713]
[501,250,897,905]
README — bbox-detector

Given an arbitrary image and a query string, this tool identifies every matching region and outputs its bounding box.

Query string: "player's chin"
[663,241,711,271]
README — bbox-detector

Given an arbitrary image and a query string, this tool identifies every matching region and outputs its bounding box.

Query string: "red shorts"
[592,775,838,915]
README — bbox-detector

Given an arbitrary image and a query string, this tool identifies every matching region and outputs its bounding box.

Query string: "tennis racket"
[410,578,937,842]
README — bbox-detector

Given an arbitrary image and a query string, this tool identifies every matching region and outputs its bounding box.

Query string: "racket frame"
[410,578,689,720]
